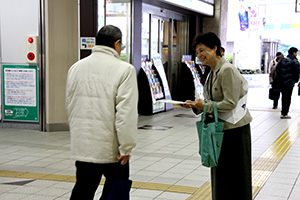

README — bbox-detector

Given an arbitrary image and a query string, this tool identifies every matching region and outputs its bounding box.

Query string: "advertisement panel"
[2,65,38,122]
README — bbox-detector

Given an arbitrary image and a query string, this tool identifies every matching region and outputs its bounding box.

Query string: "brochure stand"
[138,61,165,115]
[177,58,203,101]
[152,55,173,111]
[185,61,203,100]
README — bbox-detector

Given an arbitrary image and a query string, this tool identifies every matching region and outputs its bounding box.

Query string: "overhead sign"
[159,0,214,16]
[2,65,39,122]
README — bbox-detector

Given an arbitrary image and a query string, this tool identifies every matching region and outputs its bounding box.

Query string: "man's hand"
[117,155,130,165]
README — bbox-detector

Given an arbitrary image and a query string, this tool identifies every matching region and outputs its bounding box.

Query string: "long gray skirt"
[211,124,252,200]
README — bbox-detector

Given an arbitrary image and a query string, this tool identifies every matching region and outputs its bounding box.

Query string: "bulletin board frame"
[2,65,39,122]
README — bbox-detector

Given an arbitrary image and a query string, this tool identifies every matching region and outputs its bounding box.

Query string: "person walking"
[66,25,138,200]
[269,52,284,109]
[183,32,252,200]
[269,52,283,73]
[275,47,300,119]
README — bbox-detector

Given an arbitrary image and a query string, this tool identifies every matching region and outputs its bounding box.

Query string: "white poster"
[4,68,36,107]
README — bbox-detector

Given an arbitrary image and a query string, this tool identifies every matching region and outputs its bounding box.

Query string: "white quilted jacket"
[66,46,138,163]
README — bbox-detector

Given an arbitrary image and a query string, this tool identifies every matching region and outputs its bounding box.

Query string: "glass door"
[142,4,188,97]
[141,14,163,61]
[141,12,150,61]
[151,16,160,59]
[142,15,187,96]
[104,0,132,62]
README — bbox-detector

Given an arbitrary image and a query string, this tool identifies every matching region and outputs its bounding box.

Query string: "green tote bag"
[196,103,224,167]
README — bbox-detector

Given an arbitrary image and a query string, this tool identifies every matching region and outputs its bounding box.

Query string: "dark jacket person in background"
[275,47,300,119]
[269,52,284,109]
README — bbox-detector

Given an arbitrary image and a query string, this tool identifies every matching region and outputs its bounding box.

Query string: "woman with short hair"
[183,32,253,200]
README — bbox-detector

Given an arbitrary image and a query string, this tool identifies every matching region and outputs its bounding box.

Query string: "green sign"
[2,65,39,122]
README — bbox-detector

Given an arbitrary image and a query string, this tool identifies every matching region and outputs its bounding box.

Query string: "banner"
[238,2,249,31]
[249,6,260,31]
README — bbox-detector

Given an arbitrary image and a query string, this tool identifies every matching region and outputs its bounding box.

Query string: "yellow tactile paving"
[252,116,300,198]
[0,170,197,194]
[64,176,77,182]
[0,170,26,178]
[187,182,211,200]
[138,182,170,191]
[41,174,73,181]
[187,116,300,199]
[1,117,300,199]
[131,180,144,188]
[167,185,198,194]
[18,172,49,179]
[249,109,280,112]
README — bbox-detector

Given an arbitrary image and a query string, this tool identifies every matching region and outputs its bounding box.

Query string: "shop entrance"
[142,4,189,99]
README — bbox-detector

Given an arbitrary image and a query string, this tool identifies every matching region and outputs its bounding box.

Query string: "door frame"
[142,3,188,94]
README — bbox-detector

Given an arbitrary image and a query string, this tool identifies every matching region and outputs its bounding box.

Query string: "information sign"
[80,37,95,49]
[2,65,39,122]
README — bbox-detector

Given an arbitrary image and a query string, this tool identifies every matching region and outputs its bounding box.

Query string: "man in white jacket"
[66,25,138,200]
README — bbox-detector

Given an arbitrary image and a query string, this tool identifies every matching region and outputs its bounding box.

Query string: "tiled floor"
[1,80,300,199]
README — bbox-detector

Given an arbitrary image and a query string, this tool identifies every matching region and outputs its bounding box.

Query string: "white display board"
[0,0,40,121]
[0,0,39,64]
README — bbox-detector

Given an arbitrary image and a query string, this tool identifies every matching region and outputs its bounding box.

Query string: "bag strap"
[201,103,219,123]
[201,103,207,122]
[213,103,219,123]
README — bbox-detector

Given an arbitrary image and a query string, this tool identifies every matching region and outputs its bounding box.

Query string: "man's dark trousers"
[70,161,129,200]
[281,86,294,116]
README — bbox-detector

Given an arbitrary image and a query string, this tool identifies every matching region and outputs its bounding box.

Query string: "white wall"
[227,0,263,70]
[227,0,300,70]
[0,0,39,64]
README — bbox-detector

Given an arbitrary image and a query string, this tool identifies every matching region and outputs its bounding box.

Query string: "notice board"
[2,65,38,122]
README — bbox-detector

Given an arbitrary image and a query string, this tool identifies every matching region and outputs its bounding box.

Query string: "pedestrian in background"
[220,47,225,57]
[220,46,229,62]
[66,25,138,200]
[269,52,283,73]
[275,47,300,119]
[269,52,284,109]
